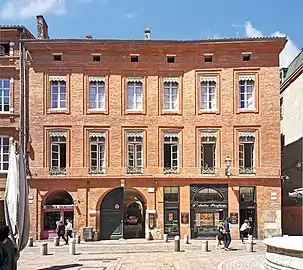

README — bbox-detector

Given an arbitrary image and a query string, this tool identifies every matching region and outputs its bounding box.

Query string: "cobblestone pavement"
[20,239,266,270]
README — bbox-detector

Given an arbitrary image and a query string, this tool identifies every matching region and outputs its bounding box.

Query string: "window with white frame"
[200,77,216,111]
[0,137,9,172]
[127,77,143,111]
[163,78,179,111]
[89,77,105,110]
[89,133,106,174]
[201,132,217,174]
[127,132,143,174]
[239,75,255,110]
[50,76,66,109]
[239,132,255,174]
[0,79,10,113]
[49,132,67,175]
[163,133,179,173]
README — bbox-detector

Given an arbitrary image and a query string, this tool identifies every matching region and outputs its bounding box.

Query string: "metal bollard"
[174,236,180,252]
[40,243,48,255]
[76,234,81,244]
[246,237,253,252]
[163,234,168,242]
[28,237,34,247]
[184,235,189,244]
[202,240,208,252]
[69,238,76,255]
[54,236,59,246]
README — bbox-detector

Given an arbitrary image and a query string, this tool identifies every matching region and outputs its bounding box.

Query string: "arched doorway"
[100,188,146,240]
[190,184,228,238]
[42,190,74,239]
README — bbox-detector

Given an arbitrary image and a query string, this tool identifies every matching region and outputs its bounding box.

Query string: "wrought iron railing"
[88,167,105,175]
[49,167,66,176]
[163,167,179,174]
[201,167,216,174]
[127,167,143,174]
[239,167,255,174]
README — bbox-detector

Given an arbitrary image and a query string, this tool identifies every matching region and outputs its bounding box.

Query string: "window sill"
[161,110,182,115]
[236,109,258,114]
[47,108,68,114]
[87,109,107,115]
[0,171,8,174]
[125,109,145,115]
[0,112,14,116]
[198,110,219,115]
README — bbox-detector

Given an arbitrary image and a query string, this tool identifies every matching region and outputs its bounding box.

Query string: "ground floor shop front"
[27,177,282,240]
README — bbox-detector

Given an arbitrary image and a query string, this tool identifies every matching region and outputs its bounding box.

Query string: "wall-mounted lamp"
[296,160,302,169]
[281,175,290,182]
[154,179,158,187]
[225,156,232,176]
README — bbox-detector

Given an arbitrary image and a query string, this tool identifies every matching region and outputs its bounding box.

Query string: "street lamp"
[225,156,232,176]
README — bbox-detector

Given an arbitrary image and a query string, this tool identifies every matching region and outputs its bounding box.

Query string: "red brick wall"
[25,39,284,239]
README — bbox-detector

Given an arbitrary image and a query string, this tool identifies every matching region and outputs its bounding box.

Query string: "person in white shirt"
[240,220,251,243]
[65,219,73,243]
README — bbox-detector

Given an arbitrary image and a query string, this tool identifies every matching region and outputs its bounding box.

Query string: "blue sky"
[0,0,301,67]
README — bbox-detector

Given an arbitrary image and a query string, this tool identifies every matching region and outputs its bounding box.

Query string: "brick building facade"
[0,25,34,227]
[2,17,286,240]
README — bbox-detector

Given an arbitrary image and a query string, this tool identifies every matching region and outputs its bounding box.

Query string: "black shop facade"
[190,184,228,238]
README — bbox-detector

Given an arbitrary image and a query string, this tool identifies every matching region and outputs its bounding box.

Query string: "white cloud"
[0,0,66,20]
[124,13,134,19]
[243,21,300,68]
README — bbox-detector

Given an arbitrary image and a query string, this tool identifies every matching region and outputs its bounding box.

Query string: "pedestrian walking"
[223,218,231,251]
[216,221,224,249]
[0,225,17,270]
[56,217,68,245]
[66,219,73,243]
[240,219,251,243]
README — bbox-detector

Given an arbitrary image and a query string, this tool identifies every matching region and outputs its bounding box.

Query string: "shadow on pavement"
[37,263,83,270]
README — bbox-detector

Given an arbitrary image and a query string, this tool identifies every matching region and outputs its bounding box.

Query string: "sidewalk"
[20,239,266,270]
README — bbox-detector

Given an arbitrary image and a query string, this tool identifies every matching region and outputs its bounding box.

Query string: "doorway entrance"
[190,184,228,238]
[100,187,146,240]
[42,190,74,239]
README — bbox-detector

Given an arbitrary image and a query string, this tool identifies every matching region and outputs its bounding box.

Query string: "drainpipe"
[19,30,25,152]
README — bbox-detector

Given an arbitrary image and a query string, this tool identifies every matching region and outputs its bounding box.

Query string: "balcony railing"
[163,167,179,174]
[201,166,216,175]
[49,167,66,176]
[239,167,256,174]
[127,167,143,175]
[88,167,105,175]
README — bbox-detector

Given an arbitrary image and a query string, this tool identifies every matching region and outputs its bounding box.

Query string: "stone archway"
[100,187,146,240]
[42,190,74,239]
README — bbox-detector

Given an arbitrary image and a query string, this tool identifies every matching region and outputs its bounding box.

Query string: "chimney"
[144,28,151,40]
[36,15,49,39]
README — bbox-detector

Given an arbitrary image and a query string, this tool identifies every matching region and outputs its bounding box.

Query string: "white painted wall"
[281,72,303,146]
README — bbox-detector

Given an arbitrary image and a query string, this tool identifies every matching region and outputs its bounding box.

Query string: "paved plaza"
[20,239,266,270]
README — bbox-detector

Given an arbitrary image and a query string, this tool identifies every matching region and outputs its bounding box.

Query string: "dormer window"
[242,52,252,62]
[92,55,101,62]
[130,55,139,62]
[204,54,213,62]
[167,55,175,63]
[0,43,10,56]
[53,54,62,61]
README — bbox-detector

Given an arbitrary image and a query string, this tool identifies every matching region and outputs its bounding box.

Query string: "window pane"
[59,143,66,168]
[60,101,66,108]
[3,80,10,89]
[52,85,58,94]
[164,187,179,202]
[164,143,172,168]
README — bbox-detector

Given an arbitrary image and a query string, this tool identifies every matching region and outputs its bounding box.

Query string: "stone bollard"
[174,236,180,252]
[202,240,209,252]
[54,236,59,246]
[184,235,189,244]
[163,234,168,242]
[76,234,81,244]
[247,237,253,252]
[28,237,34,247]
[69,238,76,255]
[40,243,48,255]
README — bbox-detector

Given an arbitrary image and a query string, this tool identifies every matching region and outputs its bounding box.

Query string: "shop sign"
[230,212,238,224]
[168,212,173,221]
[181,212,189,224]
[191,203,227,209]
[43,205,74,210]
